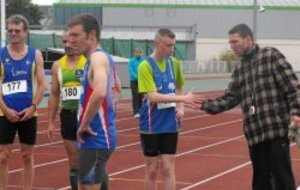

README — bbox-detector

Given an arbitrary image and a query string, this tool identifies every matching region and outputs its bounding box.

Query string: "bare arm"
[147,90,191,104]
[47,61,60,140]
[19,50,46,121]
[113,74,122,100]
[33,50,47,106]
[176,87,184,119]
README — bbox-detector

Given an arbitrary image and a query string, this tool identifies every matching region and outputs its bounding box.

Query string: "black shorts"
[140,132,178,157]
[60,109,78,141]
[78,149,114,185]
[0,116,37,145]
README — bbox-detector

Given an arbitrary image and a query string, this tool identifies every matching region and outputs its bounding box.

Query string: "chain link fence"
[181,60,238,74]
[181,60,300,74]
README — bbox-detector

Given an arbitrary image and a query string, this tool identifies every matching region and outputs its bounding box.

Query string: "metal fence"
[181,60,300,74]
[181,60,238,74]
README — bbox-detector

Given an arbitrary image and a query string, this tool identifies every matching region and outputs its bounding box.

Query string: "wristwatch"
[31,103,37,110]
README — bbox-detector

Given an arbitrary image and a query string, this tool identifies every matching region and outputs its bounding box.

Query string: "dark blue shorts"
[60,109,78,141]
[140,132,178,157]
[0,116,37,145]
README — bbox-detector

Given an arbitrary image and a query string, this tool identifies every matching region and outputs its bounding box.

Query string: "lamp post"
[1,0,5,47]
[253,0,258,42]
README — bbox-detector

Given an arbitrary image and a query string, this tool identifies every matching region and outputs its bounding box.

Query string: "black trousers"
[130,81,142,115]
[249,137,296,190]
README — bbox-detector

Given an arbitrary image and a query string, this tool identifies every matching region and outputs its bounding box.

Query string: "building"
[49,0,300,68]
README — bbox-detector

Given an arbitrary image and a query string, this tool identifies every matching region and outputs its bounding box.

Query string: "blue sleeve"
[127,58,138,81]
[0,47,3,64]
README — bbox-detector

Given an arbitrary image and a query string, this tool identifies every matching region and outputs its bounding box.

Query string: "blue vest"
[0,46,36,112]
[78,49,117,149]
[139,56,181,133]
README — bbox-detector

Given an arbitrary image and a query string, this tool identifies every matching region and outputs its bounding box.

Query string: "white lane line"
[109,135,244,177]
[57,135,244,190]
[11,141,63,153]
[179,143,297,190]
[7,184,55,190]
[9,159,67,174]
[180,162,251,190]
[14,113,243,190]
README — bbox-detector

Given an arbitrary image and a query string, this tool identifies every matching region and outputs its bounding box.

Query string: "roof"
[55,0,300,8]
[30,28,194,41]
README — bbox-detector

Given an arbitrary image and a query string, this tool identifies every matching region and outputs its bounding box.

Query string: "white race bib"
[61,86,82,100]
[157,93,176,109]
[2,80,27,95]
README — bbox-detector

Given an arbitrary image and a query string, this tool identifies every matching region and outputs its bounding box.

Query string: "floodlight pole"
[253,0,258,42]
[1,0,5,47]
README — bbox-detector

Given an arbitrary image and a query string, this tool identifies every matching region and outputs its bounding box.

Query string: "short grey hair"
[7,14,29,31]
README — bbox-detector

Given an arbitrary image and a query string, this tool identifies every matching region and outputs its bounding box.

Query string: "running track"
[5,90,300,189]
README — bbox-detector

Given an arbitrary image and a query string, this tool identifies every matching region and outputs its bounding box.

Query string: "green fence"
[4,33,188,60]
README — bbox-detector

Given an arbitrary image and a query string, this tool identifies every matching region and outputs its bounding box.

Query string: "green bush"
[219,50,239,62]
[219,50,240,72]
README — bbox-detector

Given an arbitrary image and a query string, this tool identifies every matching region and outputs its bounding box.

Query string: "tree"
[219,50,240,72]
[6,0,42,26]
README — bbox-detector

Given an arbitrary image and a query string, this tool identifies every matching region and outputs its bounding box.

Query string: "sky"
[32,0,58,5]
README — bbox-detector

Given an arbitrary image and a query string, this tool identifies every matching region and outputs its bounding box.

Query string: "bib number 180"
[61,86,81,100]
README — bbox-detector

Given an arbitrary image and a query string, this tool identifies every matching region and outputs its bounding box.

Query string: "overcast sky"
[32,0,58,5]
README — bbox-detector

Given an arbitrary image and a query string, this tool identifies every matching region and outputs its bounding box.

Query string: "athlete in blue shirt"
[68,14,116,190]
[0,14,46,190]
[138,28,202,190]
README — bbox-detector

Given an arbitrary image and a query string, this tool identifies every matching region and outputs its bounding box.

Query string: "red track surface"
[5,91,300,189]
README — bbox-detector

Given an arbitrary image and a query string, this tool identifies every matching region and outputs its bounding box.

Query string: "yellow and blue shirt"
[138,56,185,134]
[58,55,86,111]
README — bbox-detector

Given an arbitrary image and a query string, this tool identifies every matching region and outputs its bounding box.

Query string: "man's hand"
[176,106,184,120]
[47,123,56,141]
[183,91,204,109]
[112,86,122,102]
[291,115,300,128]
[18,105,36,121]
[4,108,20,123]
[77,124,97,143]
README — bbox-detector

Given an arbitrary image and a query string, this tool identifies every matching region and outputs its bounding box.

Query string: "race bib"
[61,86,82,100]
[157,93,176,109]
[2,80,27,95]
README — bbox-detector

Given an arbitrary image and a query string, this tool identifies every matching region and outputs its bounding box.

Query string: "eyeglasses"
[8,29,21,34]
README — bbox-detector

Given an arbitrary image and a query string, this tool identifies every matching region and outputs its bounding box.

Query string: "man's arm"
[201,68,241,114]
[175,87,185,119]
[33,50,47,106]
[269,48,300,126]
[77,52,109,142]
[271,48,300,113]
[19,50,46,121]
[113,74,122,101]
[47,61,60,140]
[138,60,201,106]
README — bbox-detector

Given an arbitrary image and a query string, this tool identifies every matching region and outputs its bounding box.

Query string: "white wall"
[196,38,300,71]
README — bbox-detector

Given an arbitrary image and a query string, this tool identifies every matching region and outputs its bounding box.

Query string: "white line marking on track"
[13,111,243,190]
[9,159,67,174]
[180,162,251,190]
